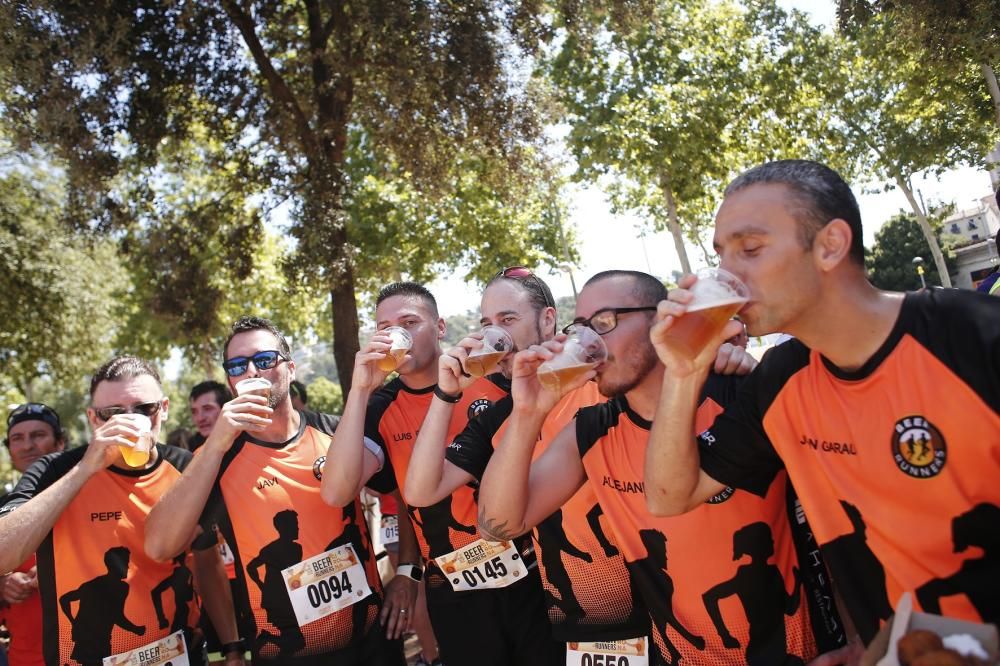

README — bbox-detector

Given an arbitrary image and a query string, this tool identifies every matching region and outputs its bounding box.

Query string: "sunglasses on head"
[495,266,556,308]
[93,401,162,423]
[223,349,289,377]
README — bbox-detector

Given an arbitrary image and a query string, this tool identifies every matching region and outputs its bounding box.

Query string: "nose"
[245,360,262,378]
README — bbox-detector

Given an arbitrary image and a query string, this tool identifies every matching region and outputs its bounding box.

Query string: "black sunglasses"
[93,401,163,423]
[564,307,658,336]
[494,266,556,308]
[223,350,290,377]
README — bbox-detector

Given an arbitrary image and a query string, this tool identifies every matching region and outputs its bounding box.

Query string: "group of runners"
[1,159,997,666]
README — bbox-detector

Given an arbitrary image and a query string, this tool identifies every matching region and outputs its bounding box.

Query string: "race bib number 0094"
[103,630,189,666]
[433,538,528,592]
[282,544,372,626]
[566,638,649,666]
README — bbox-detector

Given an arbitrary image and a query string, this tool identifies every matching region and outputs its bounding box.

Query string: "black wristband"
[433,386,462,403]
[221,639,247,655]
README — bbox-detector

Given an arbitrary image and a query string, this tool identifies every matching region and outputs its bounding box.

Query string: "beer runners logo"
[891,416,946,479]
[467,398,494,420]
[313,456,326,481]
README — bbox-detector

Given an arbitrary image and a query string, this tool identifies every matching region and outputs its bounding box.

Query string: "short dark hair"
[376,282,439,317]
[485,269,557,335]
[290,380,308,404]
[90,356,161,398]
[223,316,291,362]
[725,159,865,266]
[189,380,232,406]
[585,270,668,305]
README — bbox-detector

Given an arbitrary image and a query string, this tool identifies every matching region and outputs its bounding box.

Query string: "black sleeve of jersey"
[365,449,398,495]
[909,289,1000,414]
[575,399,622,458]
[697,341,807,498]
[353,389,398,494]
[445,396,514,482]
[0,448,86,516]
[302,409,342,436]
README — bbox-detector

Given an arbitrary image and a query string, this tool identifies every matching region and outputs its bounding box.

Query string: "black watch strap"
[221,639,247,655]
[433,386,462,403]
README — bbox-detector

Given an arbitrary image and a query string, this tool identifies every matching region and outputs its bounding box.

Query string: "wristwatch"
[396,563,424,582]
[221,638,248,656]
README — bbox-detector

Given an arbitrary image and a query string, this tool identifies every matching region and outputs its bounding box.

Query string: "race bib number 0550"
[433,538,528,592]
[282,544,372,626]
[566,638,649,666]
[103,630,189,666]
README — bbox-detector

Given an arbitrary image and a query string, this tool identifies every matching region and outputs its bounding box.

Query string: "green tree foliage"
[867,211,955,291]
[306,376,343,416]
[819,16,999,287]
[543,0,834,273]
[0,160,127,394]
[0,0,563,397]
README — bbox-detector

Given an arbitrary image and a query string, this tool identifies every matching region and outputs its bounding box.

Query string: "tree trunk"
[659,172,692,275]
[895,174,952,288]
[329,275,360,400]
[982,63,1000,131]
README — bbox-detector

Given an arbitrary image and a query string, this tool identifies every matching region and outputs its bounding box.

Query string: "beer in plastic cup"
[464,326,513,377]
[537,326,608,392]
[663,267,749,358]
[376,326,413,373]
[235,377,272,418]
[118,413,153,468]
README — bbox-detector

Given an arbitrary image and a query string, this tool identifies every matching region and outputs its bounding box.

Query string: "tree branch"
[219,0,319,158]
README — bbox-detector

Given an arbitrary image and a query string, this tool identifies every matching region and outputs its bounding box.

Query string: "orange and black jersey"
[576,374,836,665]
[447,383,650,644]
[0,445,212,666]
[697,289,1000,643]
[197,410,393,660]
[363,375,526,568]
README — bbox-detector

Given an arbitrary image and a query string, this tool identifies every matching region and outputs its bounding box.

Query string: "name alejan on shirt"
[602,475,645,494]
[799,435,857,456]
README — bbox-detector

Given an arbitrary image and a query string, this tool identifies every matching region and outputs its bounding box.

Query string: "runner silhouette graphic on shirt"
[409,495,477,556]
[632,529,705,663]
[151,552,195,633]
[538,508,591,622]
[916,503,1000,622]
[247,509,305,657]
[821,500,892,642]
[586,503,619,558]
[326,500,378,643]
[703,522,804,665]
[59,546,146,665]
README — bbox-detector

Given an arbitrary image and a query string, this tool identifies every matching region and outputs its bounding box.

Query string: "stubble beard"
[597,342,658,398]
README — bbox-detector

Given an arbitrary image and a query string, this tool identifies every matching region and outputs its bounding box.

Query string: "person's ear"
[814,219,853,271]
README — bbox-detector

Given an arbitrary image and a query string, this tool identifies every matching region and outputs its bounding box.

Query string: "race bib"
[381,515,399,545]
[433,539,528,592]
[219,539,234,567]
[282,544,373,626]
[102,631,189,666]
[566,637,649,666]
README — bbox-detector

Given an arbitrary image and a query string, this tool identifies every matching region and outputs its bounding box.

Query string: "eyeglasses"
[93,401,163,423]
[222,349,290,377]
[564,307,658,336]
[494,266,556,308]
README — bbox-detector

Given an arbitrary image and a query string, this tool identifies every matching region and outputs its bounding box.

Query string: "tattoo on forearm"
[477,504,523,542]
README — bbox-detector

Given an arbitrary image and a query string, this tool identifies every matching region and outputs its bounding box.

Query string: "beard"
[499,320,545,380]
[597,341,658,397]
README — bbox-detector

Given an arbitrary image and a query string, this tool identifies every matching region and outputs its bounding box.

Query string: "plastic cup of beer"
[376,326,413,373]
[119,413,153,468]
[235,377,273,418]
[664,267,749,358]
[464,326,513,377]
[536,326,608,392]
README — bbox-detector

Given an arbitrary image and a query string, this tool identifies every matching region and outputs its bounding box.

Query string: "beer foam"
[691,277,742,303]
[685,295,747,313]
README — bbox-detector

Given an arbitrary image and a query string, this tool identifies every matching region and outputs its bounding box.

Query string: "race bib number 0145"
[434,538,528,592]
[381,515,399,545]
[103,630,189,666]
[566,638,649,666]
[282,544,372,626]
